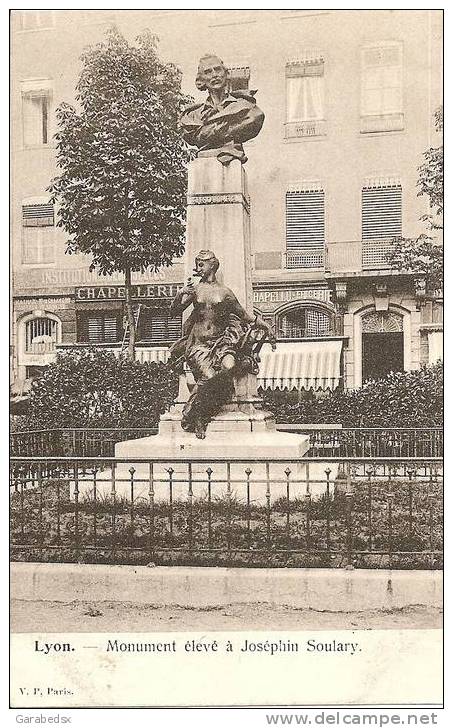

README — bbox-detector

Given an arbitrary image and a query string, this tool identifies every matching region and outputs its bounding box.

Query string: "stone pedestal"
[185,155,253,309]
[114,155,309,498]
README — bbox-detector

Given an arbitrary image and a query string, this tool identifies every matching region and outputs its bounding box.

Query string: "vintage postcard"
[9,7,444,714]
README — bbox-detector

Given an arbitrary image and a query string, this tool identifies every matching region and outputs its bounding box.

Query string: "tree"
[49,29,193,359]
[390,106,443,293]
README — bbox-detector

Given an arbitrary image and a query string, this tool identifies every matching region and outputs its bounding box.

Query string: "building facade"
[11,9,443,392]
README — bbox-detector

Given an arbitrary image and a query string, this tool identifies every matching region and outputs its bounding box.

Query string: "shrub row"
[261,362,443,427]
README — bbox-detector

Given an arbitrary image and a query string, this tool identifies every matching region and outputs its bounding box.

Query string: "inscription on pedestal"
[187,192,250,213]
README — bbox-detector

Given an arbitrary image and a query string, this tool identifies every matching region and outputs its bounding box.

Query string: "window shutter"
[286,188,325,268]
[103,316,118,342]
[22,203,54,227]
[151,313,168,343]
[87,316,104,343]
[139,309,182,343]
[167,315,182,341]
[362,185,402,240]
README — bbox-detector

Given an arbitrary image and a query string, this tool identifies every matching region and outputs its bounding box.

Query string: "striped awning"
[257,340,343,391]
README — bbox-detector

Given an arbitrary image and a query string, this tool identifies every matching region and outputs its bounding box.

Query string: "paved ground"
[11,598,442,632]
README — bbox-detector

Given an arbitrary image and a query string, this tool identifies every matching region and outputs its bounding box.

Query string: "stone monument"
[115,53,309,497]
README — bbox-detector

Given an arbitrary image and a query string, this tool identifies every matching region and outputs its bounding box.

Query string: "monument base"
[109,409,318,502]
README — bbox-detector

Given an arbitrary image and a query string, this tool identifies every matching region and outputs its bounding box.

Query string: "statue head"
[195,54,229,94]
[194,250,220,280]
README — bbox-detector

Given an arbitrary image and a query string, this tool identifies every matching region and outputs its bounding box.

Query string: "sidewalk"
[11,562,442,632]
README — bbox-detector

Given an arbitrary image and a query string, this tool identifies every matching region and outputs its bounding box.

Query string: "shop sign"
[253,288,331,304]
[75,283,183,301]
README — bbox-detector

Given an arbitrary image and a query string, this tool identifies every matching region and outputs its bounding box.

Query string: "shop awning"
[257,340,343,391]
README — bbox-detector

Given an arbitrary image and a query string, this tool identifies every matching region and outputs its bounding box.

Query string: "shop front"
[252,284,346,392]
[73,283,183,356]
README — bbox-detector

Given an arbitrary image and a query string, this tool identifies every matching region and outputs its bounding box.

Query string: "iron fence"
[10,427,443,459]
[276,427,443,458]
[10,455,443,569]
[10,428,157,458]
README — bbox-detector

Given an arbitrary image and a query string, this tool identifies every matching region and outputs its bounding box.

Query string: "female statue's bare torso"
[169,251,275,438]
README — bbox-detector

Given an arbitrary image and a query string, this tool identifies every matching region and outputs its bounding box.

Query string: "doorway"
[362,332,404,383]
[361,310,405,384]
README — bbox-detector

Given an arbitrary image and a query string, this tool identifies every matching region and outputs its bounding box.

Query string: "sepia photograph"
[9,8,443,709]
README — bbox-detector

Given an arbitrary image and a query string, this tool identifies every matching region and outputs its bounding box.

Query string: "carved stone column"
[185,155,252,310]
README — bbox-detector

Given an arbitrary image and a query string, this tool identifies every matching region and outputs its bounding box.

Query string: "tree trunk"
[124,265,136,362]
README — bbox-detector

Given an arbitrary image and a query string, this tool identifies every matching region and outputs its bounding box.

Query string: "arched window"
[277,305,333,339]
[362,310,403,333]
[24,316,58,354]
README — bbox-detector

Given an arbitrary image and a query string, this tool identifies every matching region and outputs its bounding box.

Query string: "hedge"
[24,348,178,430]
[261,362,443,428]
[15,351,443,431]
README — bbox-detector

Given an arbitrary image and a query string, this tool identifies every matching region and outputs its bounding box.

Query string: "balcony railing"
[25,341,56,355]
[326,239,394,273]
[253,240,395,274]
[277,326,336,340]
[361,239,394,269]
[285,248,325,269]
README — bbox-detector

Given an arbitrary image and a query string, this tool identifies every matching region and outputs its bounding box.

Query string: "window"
[138,308,182,344]
[362,181,402,268]
[361,43,403,132]
[278,306,333,339]
[286,184,325,268]
[227,65,250,92]
[77,312,122,344]
[362,311,403,334]
[362,183,402,240]
[21,202,55,264]
[22,80,52,146]
[25,317,58,354]
[285,54,325,138]
[20,11,55,31]
[26,365,47,379]
[81,10,116,26]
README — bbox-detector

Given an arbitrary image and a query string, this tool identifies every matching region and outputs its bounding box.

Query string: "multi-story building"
[11,9,443,395]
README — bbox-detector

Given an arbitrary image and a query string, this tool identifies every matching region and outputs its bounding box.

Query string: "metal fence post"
[148,462,155,562]
[345,462,354,569]
[206,467,213,549]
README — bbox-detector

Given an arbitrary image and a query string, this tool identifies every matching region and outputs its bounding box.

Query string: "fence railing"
[10,455,443,569]
[10,428,158,458]
[10,427,443,459]
[277,427,444,458]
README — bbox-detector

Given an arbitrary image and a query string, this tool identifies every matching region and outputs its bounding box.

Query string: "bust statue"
[179,54,265,165]
[169,250,275,438]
